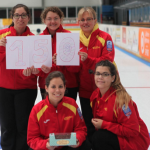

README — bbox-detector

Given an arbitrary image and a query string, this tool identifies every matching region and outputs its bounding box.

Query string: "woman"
[0,4,37,150]
[39,7,78,100]
[65,7,115,140]
[27,71,91,150]
[90,60,149,150]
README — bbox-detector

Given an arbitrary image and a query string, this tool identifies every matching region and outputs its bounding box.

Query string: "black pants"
[92,129,120,150]
[79,97,95,142]
[0,87,37,150]
[40,87,78,101]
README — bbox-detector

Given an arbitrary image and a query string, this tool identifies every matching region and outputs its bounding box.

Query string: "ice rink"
[0,46,150,149]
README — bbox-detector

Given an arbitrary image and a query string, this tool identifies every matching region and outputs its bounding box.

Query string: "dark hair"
[40,6,64,23]
[9,4,30,28]
[95,60,131,110]
[44,71,66,98]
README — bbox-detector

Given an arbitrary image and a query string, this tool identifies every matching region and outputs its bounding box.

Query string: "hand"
[46,140,57,150]
[70,139,80,148]
[78,52,88,61]
[92,118,103,129]
[31,66,39,74]
[52,53,57,64]
[41,65,51,73]
[23,67,32,76]
[0,37,7,47]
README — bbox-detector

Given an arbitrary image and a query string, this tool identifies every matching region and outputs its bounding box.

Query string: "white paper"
[56,33,80,66]
[6,35,52,69]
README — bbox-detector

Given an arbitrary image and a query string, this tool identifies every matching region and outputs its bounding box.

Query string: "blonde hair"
[78,7,97,20]
[95,60,132,110]
[40,6,64,23]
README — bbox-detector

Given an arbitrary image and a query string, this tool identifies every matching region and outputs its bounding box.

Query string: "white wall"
[45,0,102,6]
[0,0,42,7]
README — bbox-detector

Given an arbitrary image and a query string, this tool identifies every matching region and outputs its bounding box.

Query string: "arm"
[73,106,87,147]
[0,38,6,63]
[81,35,115,69]
[101,102,139,138]
[27,108,48,150]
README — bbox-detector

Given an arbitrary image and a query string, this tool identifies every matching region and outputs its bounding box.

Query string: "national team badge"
[107,41,113,51]
[122,104,132,117]
[77,108,83,120]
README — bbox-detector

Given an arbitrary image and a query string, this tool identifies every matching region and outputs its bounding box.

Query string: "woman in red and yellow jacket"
[65,7,115,141]
[90,60,149,150]
[27,71,91,150]
[38,7,78,101]
[0,4,37,150]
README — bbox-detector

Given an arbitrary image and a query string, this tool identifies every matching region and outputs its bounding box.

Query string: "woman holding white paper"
[0,4,37,150]
[38,7,78,101]
[65,7,116,142]
[27,71,91,150]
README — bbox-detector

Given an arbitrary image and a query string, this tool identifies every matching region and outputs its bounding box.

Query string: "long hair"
[95,60,132,110]
[9,4,30,28]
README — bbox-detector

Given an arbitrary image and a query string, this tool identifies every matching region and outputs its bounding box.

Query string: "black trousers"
[79,97,95,142]
[40,87,78,101]
[92,129,120,150]
[0,87,37,150]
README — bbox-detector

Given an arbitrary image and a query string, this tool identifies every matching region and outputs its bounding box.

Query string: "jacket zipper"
[56,109,61,132]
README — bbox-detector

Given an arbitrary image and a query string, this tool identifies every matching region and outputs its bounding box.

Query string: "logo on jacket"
[77,107,83,120]
[44,119,50,123]
[64,116,73,120]
[107,41,112,51]
[93,46,100,49]
[122,104,132,118]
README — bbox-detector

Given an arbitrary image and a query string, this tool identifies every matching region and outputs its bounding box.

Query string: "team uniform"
[27,96,87,150]
[90,87,150,150]
[38,24,78,100]
[0,26,37,150]
[67,23,115,139]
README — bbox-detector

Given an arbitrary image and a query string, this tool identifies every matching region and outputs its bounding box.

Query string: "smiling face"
[95,66,115,96]
[45,77,66,107]
[13,7,29,30]
[78,11,97,37]
[44,11,61,33]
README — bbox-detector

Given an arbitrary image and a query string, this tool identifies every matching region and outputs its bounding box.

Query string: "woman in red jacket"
[38,7,78,101]
[27,71,91,150]
[90,60,149,150]
[63,7,116,141]
[0,4,37,150]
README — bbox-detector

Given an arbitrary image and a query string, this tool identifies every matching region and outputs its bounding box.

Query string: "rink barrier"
[99,24,150,63]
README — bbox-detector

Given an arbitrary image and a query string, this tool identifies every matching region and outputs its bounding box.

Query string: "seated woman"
[27,71,91,150]
[90,60,150,150]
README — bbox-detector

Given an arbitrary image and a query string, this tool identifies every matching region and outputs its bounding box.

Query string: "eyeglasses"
[95,72,112,77]
[79,18,94,23]
[46,18,59,22]
[13,13,28,19]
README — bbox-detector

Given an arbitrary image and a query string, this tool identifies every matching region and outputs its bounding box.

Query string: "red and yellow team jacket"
[27,96,87,150]
[0,26,37,89]
[90,87,150,150]
[67,23,115,99]
[38,25,78,89]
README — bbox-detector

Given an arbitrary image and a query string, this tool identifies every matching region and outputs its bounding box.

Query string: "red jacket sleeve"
[27,108,48,150]
[101,102,139,138]
[82,34,115,69]
[0,46,6,63]
[74,105,87,147]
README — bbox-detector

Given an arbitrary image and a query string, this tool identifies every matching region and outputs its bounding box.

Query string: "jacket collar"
[43,24,64,36]
[92,86,116,103]
[45,95,64,110]
[10,26,31,36]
